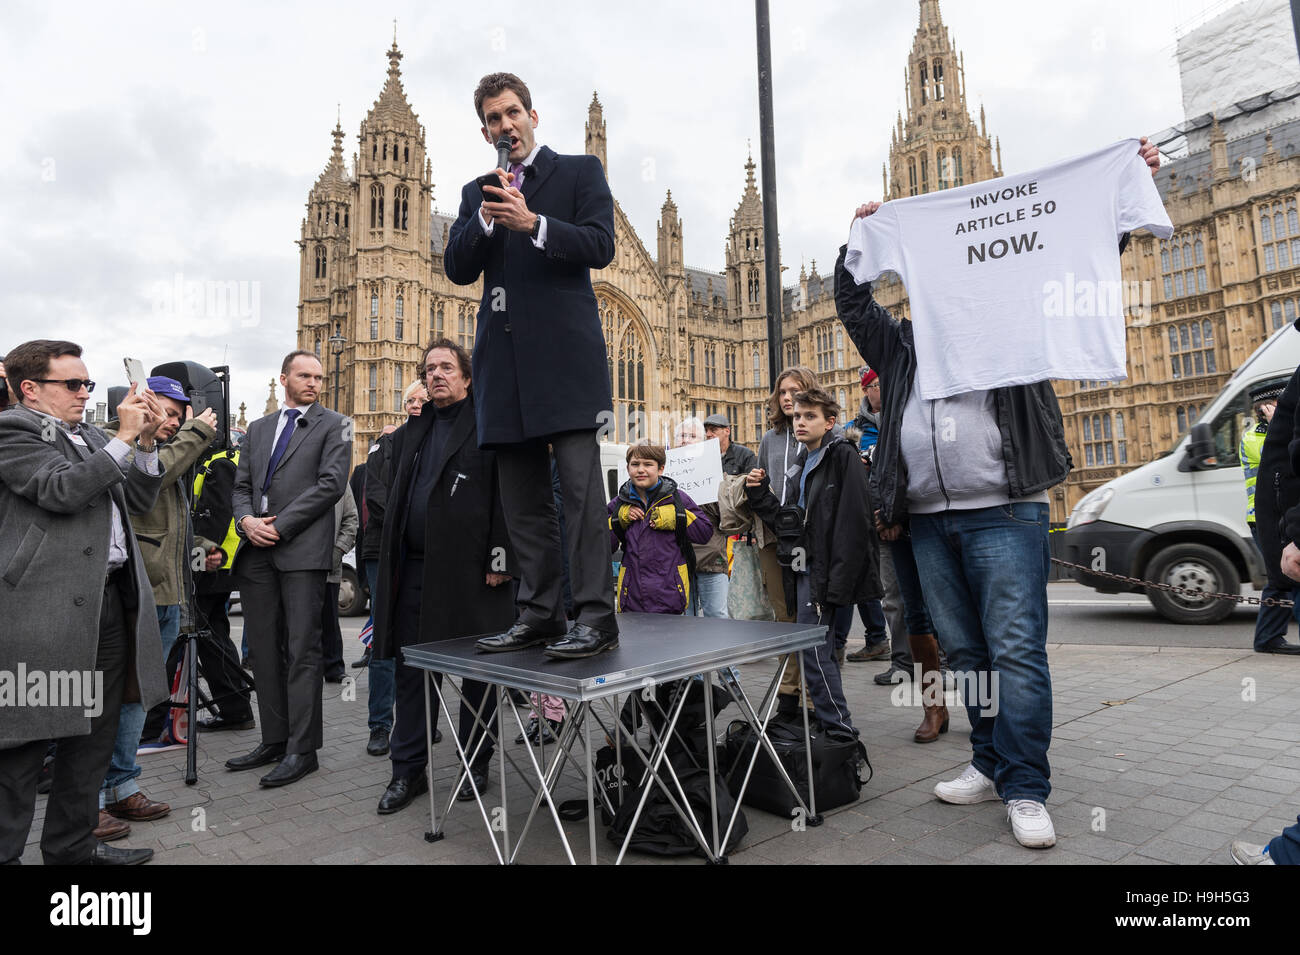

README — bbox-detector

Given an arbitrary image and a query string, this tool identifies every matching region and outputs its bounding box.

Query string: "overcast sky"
[0,0,1253,418]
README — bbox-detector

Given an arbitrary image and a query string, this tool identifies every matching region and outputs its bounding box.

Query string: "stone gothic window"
[314,245,327,279]
[689,342,696,383]
[313,337,320,358]
[432,301,445,339]
[749,268,760,304]
[933,60,944,101]
[599,294,651,441]
[372,141,377,161]
[954,148,963,186]
[753,349,761,387]
[937,148,949,190]
[920,154,929,194]
[404,145,409,164]
[919,62,928,106]
[394,186,409,232]
[370,292,379,317]
[370,184,384,229]
[908,158,917,196]
[395,294,404,340]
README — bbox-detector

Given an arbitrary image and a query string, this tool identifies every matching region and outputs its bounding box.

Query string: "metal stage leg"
[798,646,820,823]
[613,684,714,865]
[719,656,820,842]
[703,671,721,861]
[585,703,596,865]
[505,695,582,865]
[497,684,509,862]
[423,671,442,843]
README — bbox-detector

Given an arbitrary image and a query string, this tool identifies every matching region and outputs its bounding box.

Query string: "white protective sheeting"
[1176,0,1300,120]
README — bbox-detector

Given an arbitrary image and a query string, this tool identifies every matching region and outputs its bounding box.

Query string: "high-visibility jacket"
[1240,423,1267,524]
[192,449,241,570]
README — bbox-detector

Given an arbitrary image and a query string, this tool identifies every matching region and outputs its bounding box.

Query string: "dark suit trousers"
[238,549,325,754]
[0,576,128,864]
[496,430,616,633]
[321,582,344,679]
[389,560,497,780]
[195,592,254,721]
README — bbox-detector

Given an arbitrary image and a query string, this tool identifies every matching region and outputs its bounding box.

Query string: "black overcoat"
[443,146,615,447]
[372,397,515,658]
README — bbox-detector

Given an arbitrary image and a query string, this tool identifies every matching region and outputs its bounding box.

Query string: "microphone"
[495,138,512,174]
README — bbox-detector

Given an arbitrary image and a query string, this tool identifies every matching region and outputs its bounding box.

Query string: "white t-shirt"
[845,139,1173,399]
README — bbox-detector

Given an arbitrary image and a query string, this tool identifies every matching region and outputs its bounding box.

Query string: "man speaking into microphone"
[444,72,619,658]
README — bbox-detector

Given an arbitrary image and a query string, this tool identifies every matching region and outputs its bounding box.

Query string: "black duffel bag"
[606,762,748,858]
[724,715,871,816]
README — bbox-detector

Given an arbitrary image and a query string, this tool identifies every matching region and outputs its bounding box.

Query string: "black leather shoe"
[225,741,286,771]
[476,621,565,653]
[366,727,390,756]
[377,773,428,814]
[352,647,372,669]
[874,665,910,686]
[198,714,255,732]
[544,623,618,659]
[1259,640,1300,655]
[457,770,489,802]
[515,717,560,745]
[324,670,346,684]
[259,751,319,788]
[90,842,153,865]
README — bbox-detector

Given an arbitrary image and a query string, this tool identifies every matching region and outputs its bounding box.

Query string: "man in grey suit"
[0,339,167,865]
[228,350,349,786]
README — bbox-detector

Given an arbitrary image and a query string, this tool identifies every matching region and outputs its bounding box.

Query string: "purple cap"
[147,376,189,403]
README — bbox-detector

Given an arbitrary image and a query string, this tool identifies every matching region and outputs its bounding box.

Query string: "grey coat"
[232,403,350,573]
[328,485,358,584]
[0,405,168,747]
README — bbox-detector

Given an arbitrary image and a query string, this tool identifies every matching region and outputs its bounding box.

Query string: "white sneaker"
[1007,799,1056,848]
[1230,841,1275,865]
[934,763,1000,805]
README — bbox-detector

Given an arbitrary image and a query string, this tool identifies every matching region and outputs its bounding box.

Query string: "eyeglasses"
[35,378,95,393]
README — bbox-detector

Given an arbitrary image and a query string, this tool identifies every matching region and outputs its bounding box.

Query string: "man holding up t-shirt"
[834,138,1163,849]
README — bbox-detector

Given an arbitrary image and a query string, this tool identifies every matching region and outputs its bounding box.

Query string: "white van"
[1062,322,1300,623]
[599,441,630,500]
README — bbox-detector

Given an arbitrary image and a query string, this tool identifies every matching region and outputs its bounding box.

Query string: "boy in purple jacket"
[608,444,713,615]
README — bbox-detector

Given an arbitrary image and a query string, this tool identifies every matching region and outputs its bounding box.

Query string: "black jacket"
[371,398,515,658]
[1255,352,1300,589]
[745,434,880,612]
[361,430,398,560]
[833,246,1074,524]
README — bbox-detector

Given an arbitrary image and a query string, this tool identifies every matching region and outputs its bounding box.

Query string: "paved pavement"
[20,583,1300,864]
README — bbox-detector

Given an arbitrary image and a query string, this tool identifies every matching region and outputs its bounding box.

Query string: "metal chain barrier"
[1050,557,1295,608]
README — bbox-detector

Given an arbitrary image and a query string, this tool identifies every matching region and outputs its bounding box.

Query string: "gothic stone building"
[298,1,1299,523]
[295,1,1004,468]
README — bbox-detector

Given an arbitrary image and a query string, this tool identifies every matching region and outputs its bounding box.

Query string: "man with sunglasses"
[0,339,168,864]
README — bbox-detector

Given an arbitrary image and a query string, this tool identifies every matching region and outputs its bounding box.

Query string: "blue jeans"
[856,599,887,646]
[1270,815,1300,864]
[889,536,934,634]
[689,571,729,618]
[1250,525,1300,650]
[365,559,395,732]
[909,503,1052,802]
[101,604,179,805]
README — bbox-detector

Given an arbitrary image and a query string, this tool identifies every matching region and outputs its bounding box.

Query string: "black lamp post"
[328,321,346,411]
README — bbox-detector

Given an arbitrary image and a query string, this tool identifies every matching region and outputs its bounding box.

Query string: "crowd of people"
[3,74,1298,868]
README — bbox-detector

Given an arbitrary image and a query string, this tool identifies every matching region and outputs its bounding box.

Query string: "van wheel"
[338,566,367,617]
[1145,544,1237,625]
